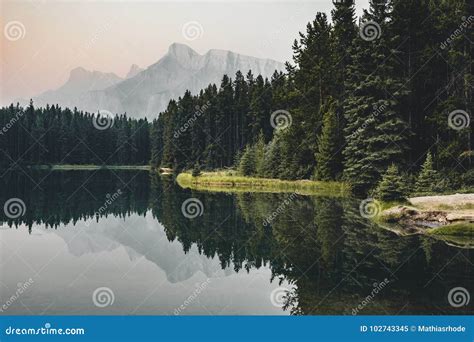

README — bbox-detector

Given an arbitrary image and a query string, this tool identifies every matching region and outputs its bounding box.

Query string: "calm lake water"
[0,170,472,315]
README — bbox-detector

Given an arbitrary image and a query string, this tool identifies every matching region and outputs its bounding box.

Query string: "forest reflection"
[0,170,472,315]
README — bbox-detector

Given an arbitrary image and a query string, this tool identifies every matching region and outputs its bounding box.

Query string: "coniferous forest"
[1,0,472,196]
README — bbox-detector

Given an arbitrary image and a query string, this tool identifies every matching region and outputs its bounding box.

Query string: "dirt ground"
[409,193,474,215]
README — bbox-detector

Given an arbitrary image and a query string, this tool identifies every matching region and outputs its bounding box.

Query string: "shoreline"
[377,194,474,239]
[176,172,351,196]
[28,165,151,171]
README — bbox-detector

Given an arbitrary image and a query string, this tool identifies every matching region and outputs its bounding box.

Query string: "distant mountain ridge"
[29,43,285,118]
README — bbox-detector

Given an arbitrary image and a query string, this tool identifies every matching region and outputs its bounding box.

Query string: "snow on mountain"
[30,43,285,118]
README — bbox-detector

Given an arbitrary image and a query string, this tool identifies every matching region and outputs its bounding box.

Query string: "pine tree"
[415,152,439,194]
[314,98,341,180]
[239,145,255,176]
[374,164,406,202]
[150,117,164,168]
[330,0,356,100]
[343,0,409,194]
[253,132,266,177]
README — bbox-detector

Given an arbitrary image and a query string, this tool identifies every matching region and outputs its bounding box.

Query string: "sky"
[0,0,369,106]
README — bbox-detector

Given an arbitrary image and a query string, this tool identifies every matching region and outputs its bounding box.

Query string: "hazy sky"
[1,0,369,105]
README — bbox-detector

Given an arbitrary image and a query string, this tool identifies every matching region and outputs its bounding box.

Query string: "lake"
[0,170,472,315]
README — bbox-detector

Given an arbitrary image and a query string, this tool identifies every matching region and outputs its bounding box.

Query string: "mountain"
[31,67,123,111]
[126,64,144,79]
[52,213,234,283]
[30,43,285,118]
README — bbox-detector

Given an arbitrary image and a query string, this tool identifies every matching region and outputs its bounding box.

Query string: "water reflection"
[0,170,472,315]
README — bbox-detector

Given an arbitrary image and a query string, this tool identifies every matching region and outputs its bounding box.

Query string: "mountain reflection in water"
[0,170,472,315]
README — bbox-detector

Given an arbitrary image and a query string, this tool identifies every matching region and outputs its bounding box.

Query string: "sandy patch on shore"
[410,193,474,213]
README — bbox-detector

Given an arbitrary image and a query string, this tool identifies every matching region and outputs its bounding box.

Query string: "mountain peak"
[126,64,143,79]
[69,67,89,79]
[168,42,198,55]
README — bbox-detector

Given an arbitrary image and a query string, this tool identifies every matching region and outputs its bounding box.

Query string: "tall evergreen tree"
[314,98,341,181]
[343,0,409,194]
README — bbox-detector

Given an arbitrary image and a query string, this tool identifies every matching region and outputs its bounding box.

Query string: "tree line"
[0,101,150,167]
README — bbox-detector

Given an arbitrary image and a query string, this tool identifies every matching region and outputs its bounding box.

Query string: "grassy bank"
[30,164,151,171]
[428,222,474,236]
[176,171,350,196]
